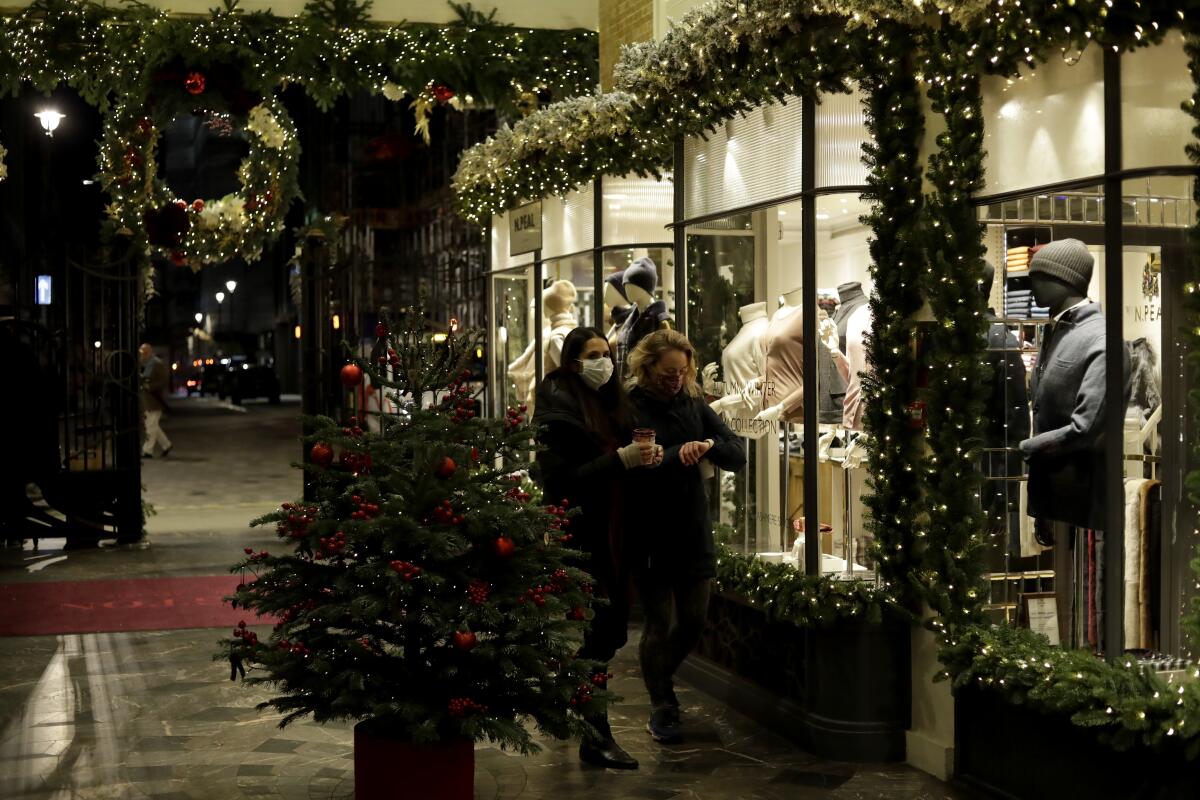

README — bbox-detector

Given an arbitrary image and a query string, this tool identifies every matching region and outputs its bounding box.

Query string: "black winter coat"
[625,385,746,579]
[532,375,627,585]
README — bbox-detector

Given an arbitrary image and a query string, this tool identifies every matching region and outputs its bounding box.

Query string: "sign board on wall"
[509,201,543,257]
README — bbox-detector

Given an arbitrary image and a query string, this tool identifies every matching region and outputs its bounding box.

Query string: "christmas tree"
[221,308,609,753]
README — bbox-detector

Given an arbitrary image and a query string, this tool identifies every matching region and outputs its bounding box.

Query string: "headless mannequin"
[543,280,579,373]
[833,281,867,353]
[754,288,803,423]
[709,302,769,418]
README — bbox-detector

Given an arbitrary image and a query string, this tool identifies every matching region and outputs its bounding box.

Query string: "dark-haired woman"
[533,326,659,770]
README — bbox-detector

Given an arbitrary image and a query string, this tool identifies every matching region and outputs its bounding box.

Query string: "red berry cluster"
[377,347,401,369]
[358,636,376,653]
[591,672,611,686]
[567,607,587,621]
[277,598,318,625]
[504,404,527,429]
[389,560,422,581]
[550,569,573,591]
[569,684,594,707]
[232,620,259,645]
[350,495,380,520]
[278,640,312,656]
[426,498,463,526]
[505,486,532,503]
[277,503,318,539]
[545,502,572,533]
[340,451,372,474]
[342,420,364,437]
[447,697,487,718]
[243,547,269,562]
[318,531,347,558]
[519,575,569,608]
[444,372,477,423]
[467,580,490,605]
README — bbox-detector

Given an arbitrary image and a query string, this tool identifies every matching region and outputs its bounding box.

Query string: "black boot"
[579,713,638,770]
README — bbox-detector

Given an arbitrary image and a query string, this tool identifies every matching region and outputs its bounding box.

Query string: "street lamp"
[35,109,64,137]
[194,312,203,324]
[225,280,237,294]
[215,291,225,304]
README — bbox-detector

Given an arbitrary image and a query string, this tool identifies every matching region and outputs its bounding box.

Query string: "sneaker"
[160,446,172,458]
[646,706,682,744]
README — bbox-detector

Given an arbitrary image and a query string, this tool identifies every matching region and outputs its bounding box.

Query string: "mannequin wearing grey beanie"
[1019,238,1130,646]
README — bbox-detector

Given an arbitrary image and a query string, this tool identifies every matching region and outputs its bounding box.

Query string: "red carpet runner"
[0,576,270,636]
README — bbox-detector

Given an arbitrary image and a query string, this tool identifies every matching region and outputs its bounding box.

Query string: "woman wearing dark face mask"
[624,330,745,744]
[533,327,658,770]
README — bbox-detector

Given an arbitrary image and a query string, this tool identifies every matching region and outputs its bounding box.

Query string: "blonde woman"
[624,329,745,744]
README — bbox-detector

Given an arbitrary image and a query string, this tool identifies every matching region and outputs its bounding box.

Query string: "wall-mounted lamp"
[215,291,225,304]
[293,325,302,340]
[194,312,204,324]
[225,280,237,293]
[332,313,341,331]
[35,109,64,136]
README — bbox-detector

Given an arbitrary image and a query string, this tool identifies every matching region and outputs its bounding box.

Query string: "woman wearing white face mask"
[533,326,658,770]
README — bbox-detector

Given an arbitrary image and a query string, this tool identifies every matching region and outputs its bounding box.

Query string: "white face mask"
[577,357,614,390]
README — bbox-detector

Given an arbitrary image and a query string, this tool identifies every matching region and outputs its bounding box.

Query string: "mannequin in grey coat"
[1019,240,1130,531]
[1019,239,1130,648]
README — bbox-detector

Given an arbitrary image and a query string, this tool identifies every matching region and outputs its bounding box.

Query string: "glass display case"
[975,32,1197,657]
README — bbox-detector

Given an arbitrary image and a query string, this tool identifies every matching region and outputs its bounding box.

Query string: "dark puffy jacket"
[625,385,745,579]
[1022,302,1130,530]
[532,375,627,585]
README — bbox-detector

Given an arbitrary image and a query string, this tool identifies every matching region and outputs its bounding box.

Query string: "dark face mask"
[658,373,684,396]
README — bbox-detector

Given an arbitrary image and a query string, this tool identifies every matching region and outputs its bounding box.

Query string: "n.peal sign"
[509,201,542,257]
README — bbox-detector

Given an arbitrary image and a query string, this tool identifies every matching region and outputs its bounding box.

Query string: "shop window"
[683,97,803,220]
[542,254,596,375]
[980,47,1105,196]
[491,267,536,416]
[602,174,673,246]
[686,212,760,551]
[815,86,870,189]
[1121,32,1194,172]
[813,192,876,578]
[542,185,594,259]
[1120,175,1195,656]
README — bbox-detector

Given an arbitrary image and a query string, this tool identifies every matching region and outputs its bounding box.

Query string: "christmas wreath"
[98,62,300,269]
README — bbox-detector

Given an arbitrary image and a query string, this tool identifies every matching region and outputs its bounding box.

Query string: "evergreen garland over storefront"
[454,0,1200,755]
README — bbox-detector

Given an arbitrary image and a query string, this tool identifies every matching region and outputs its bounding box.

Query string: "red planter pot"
[353,722,474,800]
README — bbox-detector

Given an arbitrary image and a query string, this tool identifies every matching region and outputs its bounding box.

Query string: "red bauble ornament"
[432,84,455,104]
[184,71,206,95]
[192,199,205,212]
[374,322,388,337]
[493,537,515,559]
[453,631,477,651]
[310,442,334,468]
[340,363,364,387]
[436,456,457,479]
[135,118,153,136]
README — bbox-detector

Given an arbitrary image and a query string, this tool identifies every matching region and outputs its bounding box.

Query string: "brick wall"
[598,0,653,90]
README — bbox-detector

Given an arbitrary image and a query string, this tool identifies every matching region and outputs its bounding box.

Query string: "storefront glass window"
[980,48,1105,196]
[491,267,536,415]
[1120,32,1194,172]
[814,192,876,577]
[1120,175,1195,655]
[603,174,673,246]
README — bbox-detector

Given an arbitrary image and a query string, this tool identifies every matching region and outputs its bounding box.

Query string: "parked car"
[218,362,281,405]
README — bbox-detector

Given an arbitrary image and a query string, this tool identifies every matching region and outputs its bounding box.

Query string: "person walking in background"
[624,330,745,745]
[532,326,660,770]
[139,343,172,458]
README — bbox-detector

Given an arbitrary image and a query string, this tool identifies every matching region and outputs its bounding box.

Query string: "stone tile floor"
[0,395,973,799]
[0,627,970,800]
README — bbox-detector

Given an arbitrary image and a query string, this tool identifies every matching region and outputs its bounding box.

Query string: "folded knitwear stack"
[1004,288,1032,318]
[1005,245,1032,274]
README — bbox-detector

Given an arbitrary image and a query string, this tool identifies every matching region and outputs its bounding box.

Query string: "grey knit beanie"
[1029,239,1093,294]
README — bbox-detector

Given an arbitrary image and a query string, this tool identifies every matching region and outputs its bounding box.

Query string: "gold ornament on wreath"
[99,91,300,270]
